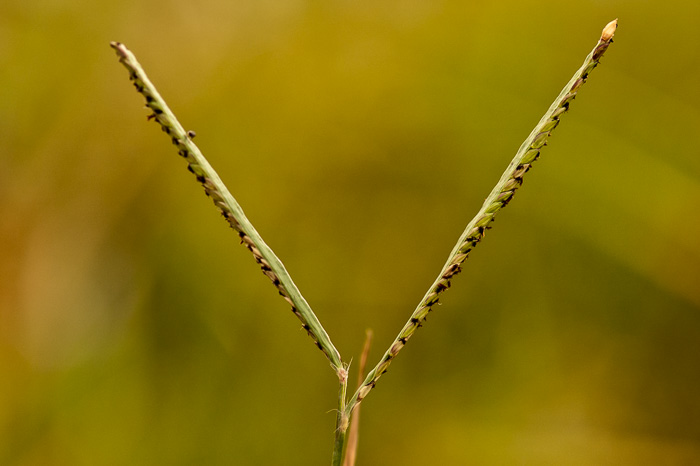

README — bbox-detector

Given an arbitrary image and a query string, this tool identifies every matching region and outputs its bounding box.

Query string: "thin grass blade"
[342,330,373,466]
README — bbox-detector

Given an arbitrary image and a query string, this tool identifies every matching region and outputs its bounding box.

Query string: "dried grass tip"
[601,19,618,41]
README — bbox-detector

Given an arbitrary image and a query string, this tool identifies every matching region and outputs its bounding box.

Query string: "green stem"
[331,365,350,466]
[110,42,344,372]
[346,19,618,414]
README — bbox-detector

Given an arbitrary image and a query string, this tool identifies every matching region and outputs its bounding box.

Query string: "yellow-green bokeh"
[1,1,699,464]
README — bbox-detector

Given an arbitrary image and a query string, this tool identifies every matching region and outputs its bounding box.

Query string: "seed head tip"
[601,19,618,41]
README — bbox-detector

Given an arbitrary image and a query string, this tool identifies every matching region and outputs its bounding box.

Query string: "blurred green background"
[2,1,699,464]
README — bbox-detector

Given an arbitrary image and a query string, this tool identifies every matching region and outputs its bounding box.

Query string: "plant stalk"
[331,365,350,466]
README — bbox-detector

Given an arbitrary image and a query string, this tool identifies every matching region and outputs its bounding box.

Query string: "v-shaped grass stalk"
[111,18,617,465]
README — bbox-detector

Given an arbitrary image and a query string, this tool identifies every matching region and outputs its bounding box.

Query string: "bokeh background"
[2,1,699,464]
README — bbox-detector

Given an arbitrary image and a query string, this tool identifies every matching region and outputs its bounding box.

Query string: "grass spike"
[110,41,344,373]
[345,19,618,415]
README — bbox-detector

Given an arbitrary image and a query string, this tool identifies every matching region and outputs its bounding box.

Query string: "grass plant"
[111,18,617,465]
